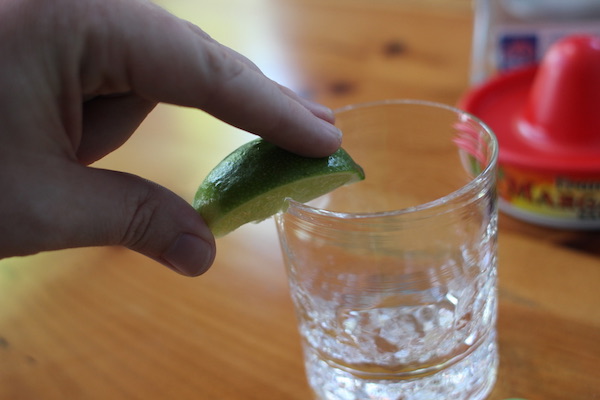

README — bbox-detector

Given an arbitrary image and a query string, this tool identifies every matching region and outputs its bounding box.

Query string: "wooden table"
[1,1,599,399]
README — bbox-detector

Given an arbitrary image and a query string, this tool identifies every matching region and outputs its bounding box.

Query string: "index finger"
[102,1,342,157]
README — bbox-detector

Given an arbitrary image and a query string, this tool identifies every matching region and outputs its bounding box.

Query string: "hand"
[0,0,341,276]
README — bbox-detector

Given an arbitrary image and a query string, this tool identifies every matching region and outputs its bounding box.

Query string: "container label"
[498,165,600,222]
[495,22,600,73]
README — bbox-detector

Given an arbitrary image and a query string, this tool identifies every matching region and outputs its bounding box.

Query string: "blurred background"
[2,1,598,399]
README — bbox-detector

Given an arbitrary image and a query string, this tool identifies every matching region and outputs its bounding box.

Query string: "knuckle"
[198,43,246,102]
[121,186,160,251]
[206,44,245,81]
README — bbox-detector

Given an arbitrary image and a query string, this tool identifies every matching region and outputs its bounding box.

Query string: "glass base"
[305,331,498,400]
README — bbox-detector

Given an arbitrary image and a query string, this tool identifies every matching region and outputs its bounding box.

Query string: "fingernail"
[162,233,215,277]
[318,117,343,143]
[308,101,336,123]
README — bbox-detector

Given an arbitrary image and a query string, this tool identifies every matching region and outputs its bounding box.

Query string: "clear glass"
[275,100,499,400]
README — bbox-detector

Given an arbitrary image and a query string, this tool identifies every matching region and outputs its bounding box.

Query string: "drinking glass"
[275,99,499,400]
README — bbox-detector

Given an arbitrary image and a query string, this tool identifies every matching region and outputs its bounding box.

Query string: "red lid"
[460,35,600,174]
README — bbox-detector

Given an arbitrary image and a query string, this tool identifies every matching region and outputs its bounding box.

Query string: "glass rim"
[285,99,499,221]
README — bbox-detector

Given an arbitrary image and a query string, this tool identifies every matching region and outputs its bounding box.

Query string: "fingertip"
[161,233,216,277]
[315,117,343,154]
[299,98,336,125]
[276,85,336,124]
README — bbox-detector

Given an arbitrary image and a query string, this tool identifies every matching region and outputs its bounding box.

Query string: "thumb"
[79,167,217,276]
[4,161,215,277]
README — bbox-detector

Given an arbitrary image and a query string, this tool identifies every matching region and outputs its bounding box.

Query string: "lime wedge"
[193,138,365,237]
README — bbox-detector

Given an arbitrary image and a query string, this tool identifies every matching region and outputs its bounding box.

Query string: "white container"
[470,0,600,84]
